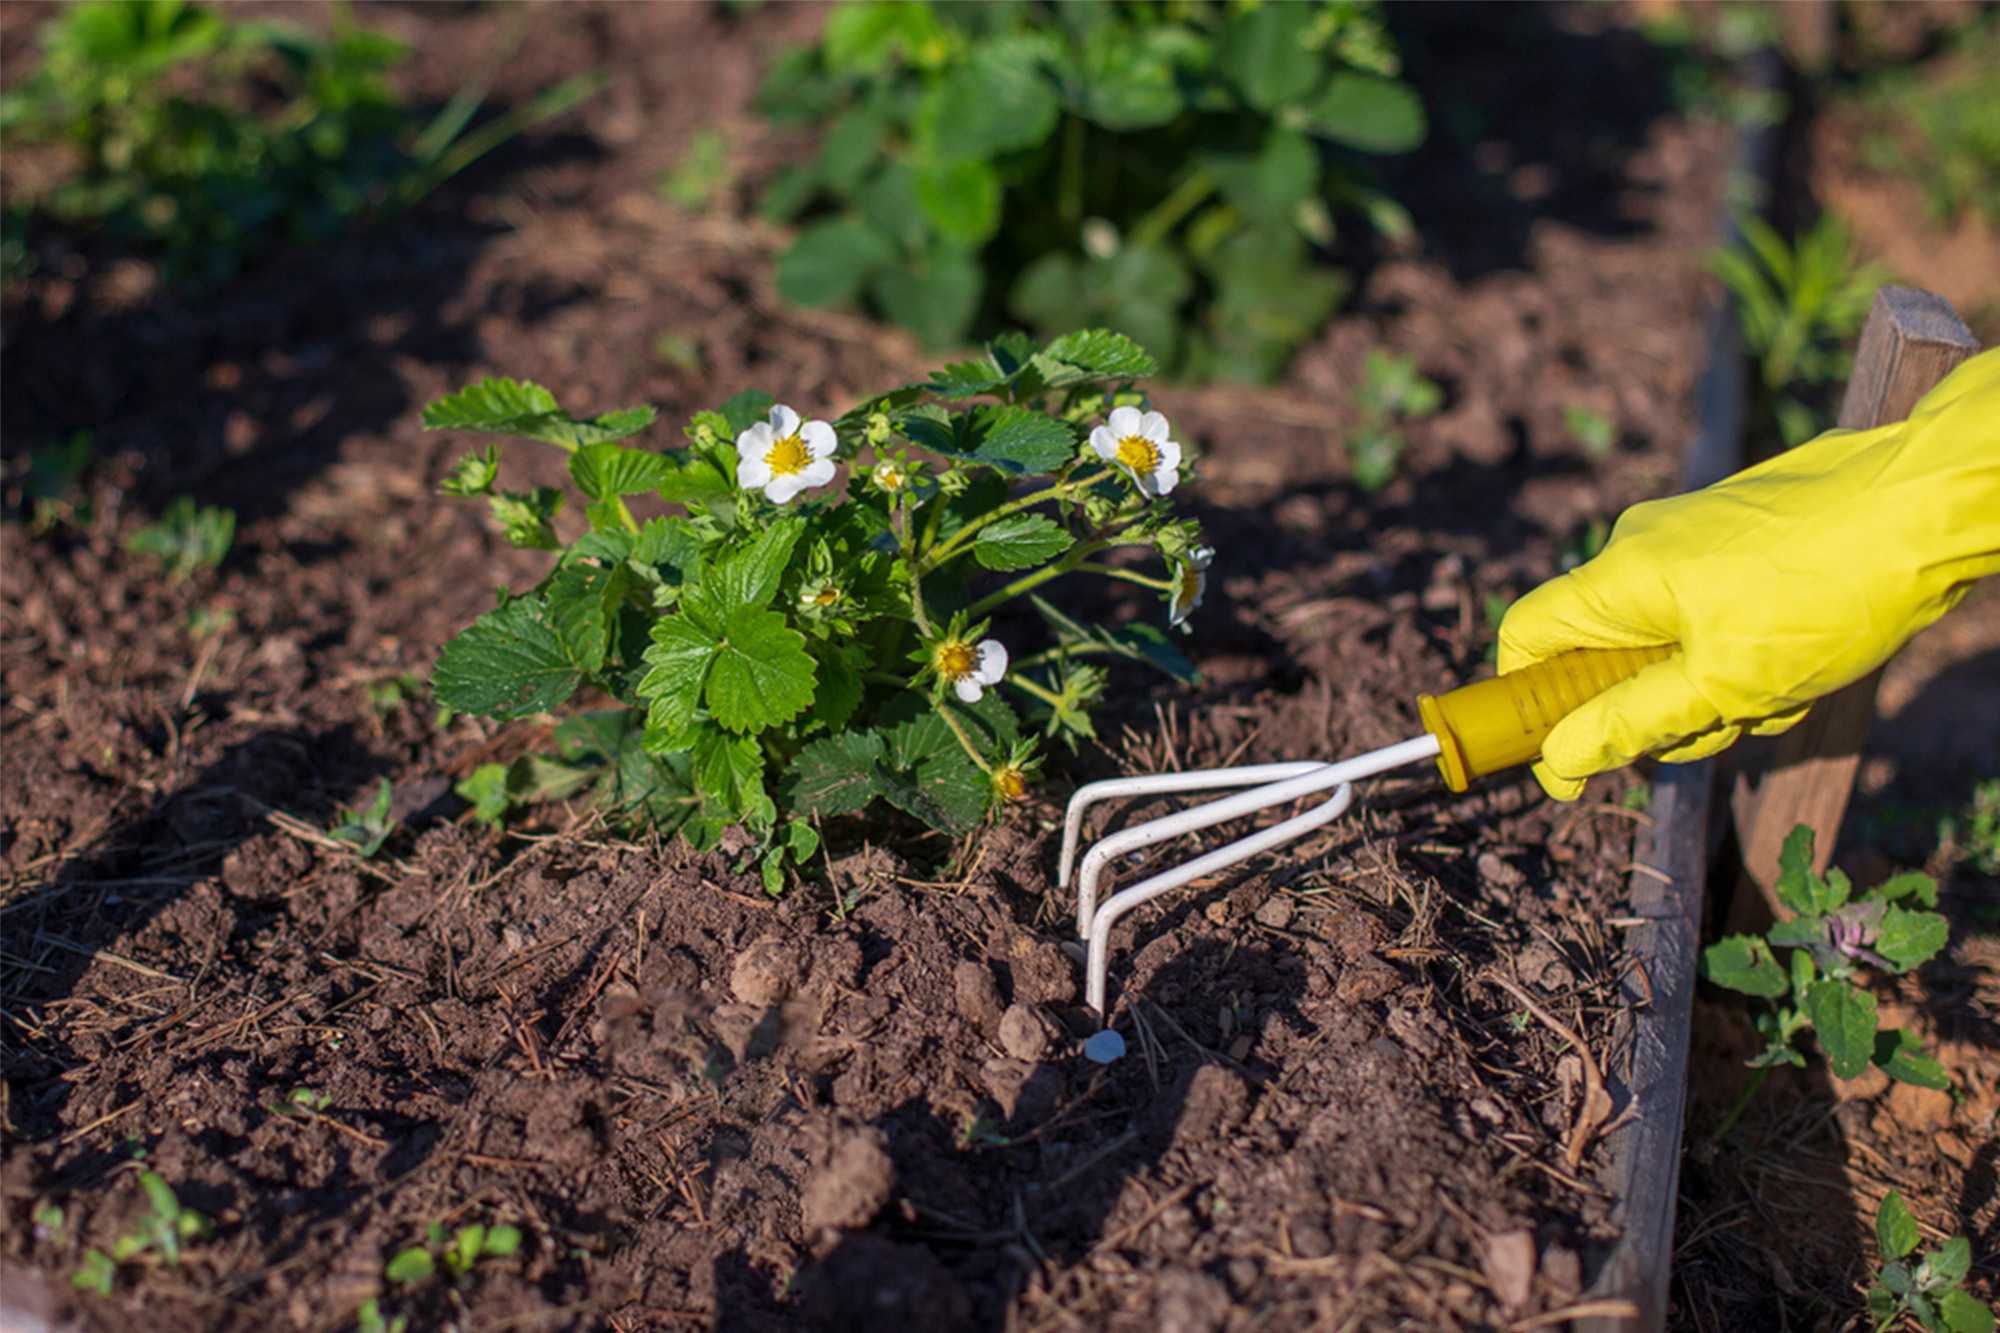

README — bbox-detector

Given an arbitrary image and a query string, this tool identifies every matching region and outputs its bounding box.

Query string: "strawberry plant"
[756,0,1425,381]
[1702,824,1950,1091]
[0,0,598,288]
[425,330,1206,891]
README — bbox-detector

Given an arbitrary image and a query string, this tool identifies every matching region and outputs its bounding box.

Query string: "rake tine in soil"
[1071,734,1443,1018]
[1085,781,1356,1017]
[1059,762,1328,934]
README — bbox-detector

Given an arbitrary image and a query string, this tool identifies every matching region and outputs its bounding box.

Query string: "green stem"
[1127,165,1217,252]
[1002,673,1062,708]
[1709,1065,1768,1145]
[1073,561,1172,591]
[921,468,1109,572]
[937,703,993,774]
[964,538,1111,619]
[901,493,934,637]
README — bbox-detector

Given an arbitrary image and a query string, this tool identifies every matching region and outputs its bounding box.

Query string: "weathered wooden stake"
[1728,286,1980,918]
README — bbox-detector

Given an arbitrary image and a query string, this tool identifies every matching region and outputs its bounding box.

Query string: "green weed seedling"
[328,779,398,859]
[124,494,233,583]
[424,330,1208,893]
[757,0,1424,380]
[1709,212,1890,450]
[71,1171,207,1295]
[1563,405,1616,459]
[1,0,599,288]
[1702,825,1951,1111]
[1345,348,1441,493]
[1868,1191,1995,1333]
[1851,12,2000,232]
[385,1221,523,1285]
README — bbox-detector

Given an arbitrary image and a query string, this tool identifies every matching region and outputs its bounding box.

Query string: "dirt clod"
[802,1128,897,1232]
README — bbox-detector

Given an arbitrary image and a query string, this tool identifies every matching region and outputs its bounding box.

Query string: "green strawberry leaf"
[973,513,1072,571]
[1036,329,1158,386]
[714,521,804,609]
[879,753,989,833]
[571,444,677,501]
[432,597,582,719]
[637,614,718,747]
[786,732,886,817]
[692,728,774,830]
[422,378,655,451]
[705,605,815,733]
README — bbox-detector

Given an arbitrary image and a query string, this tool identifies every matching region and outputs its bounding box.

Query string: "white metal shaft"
[1072,734,1442,942]
[1085,784,1355,1015]
[1058,763,1327,890]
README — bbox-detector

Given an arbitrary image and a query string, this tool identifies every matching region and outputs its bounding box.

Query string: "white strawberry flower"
[1088,405,1182,497]
[934,636,1008,703]
[1169,546,1214,628]
[735,404,837,503]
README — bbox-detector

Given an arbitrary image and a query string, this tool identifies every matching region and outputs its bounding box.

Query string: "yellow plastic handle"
[1417,645,1676,792]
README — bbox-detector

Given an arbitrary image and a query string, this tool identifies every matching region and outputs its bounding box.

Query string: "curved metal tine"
[1071,734,1444,943]
[1085,783,1356,1016]
[1057,764,1327,890]
[1072,764,1340,940]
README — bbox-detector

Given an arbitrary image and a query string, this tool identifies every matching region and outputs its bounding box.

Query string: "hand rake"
[1060,645,1672,1049]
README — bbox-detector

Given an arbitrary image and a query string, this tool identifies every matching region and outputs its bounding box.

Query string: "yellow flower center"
[934,641,976,679]
[874,462,904,491]
[765,434,810,477]
[993,767,1027,801]
[1116,434,1160,474]
[807,586,841,606]
[1177,566,1202,603]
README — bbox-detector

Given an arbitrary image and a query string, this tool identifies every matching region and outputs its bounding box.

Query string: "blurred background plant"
[1844,8,1999,234]
[1709,210,1889,451]
[754,0,1424,382]
[0,0,599,290]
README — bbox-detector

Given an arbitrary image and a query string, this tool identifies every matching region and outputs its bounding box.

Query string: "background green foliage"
[1709,212,1889,451]
[0,0,598,288]
[756,0,1424,382]
[1849,11,2000,233]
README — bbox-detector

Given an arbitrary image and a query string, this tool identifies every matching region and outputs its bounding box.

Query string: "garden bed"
[8,5,1991,1333]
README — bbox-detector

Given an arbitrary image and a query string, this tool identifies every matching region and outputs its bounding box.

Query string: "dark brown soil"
[3,5,1994,1333]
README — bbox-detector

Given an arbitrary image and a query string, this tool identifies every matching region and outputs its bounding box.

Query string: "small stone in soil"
[998,1004,1050,1061]
[1084,1029,1126,1063]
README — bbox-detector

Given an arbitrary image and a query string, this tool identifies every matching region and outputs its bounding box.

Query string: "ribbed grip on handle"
[1417,644,1676,792]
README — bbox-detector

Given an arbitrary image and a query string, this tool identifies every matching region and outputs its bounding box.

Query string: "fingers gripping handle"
[1417,645,1676,791]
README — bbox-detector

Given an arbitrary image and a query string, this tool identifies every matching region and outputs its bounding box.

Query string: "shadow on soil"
[0,123,600,530]
[764,936,1312,1332]
[0,724,392,1137]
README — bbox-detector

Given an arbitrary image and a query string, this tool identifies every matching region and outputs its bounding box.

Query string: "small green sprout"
[1345,348,1442,493]
[73,1171,208,1294]
[268,1087,333,1118]
[1702,825,1950,1099]
[1868,1190,1995,1333]
[385,1221,524,1286]
[356,1297,409,1333]
[660,127,732,210]
[328,779,398,859]
[125,495,234,583]
[1563,405,1617,458]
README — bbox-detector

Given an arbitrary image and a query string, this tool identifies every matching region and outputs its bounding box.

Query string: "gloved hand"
[1499,347,2000,800]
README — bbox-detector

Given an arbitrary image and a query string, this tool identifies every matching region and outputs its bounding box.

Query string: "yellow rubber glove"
[1499,347,2000,801]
